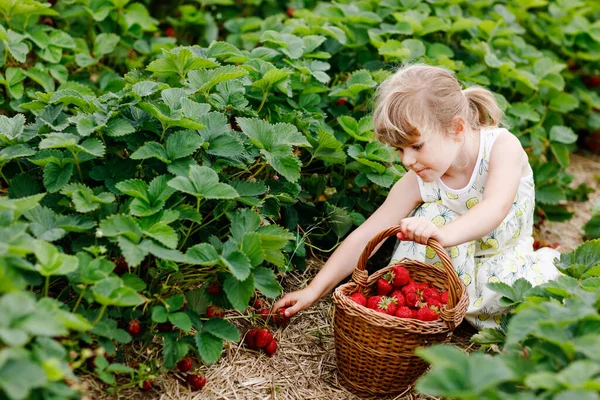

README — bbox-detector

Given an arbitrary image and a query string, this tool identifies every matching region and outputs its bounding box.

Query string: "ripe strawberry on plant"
[128,319,141,336]
[206,281,221,295]
[186,374,206,391]
[165,27,176,38]
[405,291,420,308]
[255,329,274,348]
[177,357,193,373]
[416,307,439,321]
[391,266,410,288]
[253,297,269,310]
[245,328,258,349]
[206,305,225,318]
[335,97,347,106]
[395,306,413,319]
[367,295,382,310]
[377,272,394,296]
[272,307,290,325]
[349,292,367,307]
[142,380,153,391]
[286,7,295,17]
[390,290,405,307]
[156,322,173,332]
[257,308,270,321]
[264,339,278,356]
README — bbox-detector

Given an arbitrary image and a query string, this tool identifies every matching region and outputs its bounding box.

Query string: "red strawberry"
[165,27,176,38]
[411,309,419,318]
[405,292,420,308]
[401,281,417,296]
[440,291,449,305]
[286,7,295,17]
[253,297,269,309]
[245,328,258,349]
[377,276,393,296]
[255,329,274,348]
[273,307,290,325]
[177,357,193,372]
[416,307,439,321]
[206,305,225,318]
[273,175,279,181]
[584,76,600,89]
[258,308,270,321]
[335,97,347,106]
[349,292,367,307]
[427,299,443,309]
[395,306,413,318]
[390,290,405,307]
[186,374,206,391]
[415,283,430,292]
[379,297,397,316]
[206,281,221,295]
[142,380,153,391]
[156,322,173,332]
[264,339,277,356]
[367,295,382,310]
[391,266,410,287]
[128,319,141,336]
[422,288,440,302]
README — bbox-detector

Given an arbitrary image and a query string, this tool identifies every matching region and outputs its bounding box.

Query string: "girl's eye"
[412,143,424,150]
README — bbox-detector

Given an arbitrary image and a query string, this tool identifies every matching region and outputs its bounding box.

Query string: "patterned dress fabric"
[389,127,561,329]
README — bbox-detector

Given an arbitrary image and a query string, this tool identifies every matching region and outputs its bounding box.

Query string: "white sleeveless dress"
[389,127,561,329]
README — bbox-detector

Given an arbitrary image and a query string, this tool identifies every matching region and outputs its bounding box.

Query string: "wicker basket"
[332,226,470,398]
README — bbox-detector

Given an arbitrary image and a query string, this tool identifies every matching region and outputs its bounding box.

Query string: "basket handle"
[352,225,461,311]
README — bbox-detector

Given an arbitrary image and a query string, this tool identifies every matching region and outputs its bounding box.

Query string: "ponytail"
[463,86,503,129]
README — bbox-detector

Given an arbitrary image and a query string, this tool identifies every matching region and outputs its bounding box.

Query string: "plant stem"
[93,304,108,325]
[72,152,84,182]
[257,91,269,113]
[44,276,50,297]
[178,197,202,250]
[72,287,86,313]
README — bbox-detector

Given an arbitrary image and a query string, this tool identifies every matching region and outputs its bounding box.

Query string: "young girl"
[273,64,561,329]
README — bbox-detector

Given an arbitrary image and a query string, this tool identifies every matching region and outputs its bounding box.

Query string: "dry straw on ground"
[85,152,600,400]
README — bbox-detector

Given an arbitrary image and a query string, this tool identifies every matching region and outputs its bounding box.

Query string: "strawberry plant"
[415,240,600,399]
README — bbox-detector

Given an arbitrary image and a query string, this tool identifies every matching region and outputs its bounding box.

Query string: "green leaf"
[187,65,248,94]
[221,251,251,281]
[253,267,283,299]
[93,33,120,56]
[202,318,240,342]
[92,277,145,307]
[131,141,169,163]
[43,162,73,193]
[117,236,148,267]
[583,215,600,239]
[105,118,135,137]
[536,183,566,205]
[168,312,192,332]
[167,165,238,200]
[223,274,254,311]
[151,306,168,323]
[260,30,305,59]
[144,223,177,249]
[550,126,578,144]
[186,243,220,266]
[98,214,143,243]
[163,336,188,370]
[557,240,600,277]
[33,240,79,277]
[549,93,579,113]
[0,358,47,400]
[166,130,203,160]
[146,48,218,79]
[195,331,223,365]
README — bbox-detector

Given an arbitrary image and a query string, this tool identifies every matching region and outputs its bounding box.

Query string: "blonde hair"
[372,64,503,148]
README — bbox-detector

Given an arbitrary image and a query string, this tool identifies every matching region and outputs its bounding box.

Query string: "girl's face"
[396,125,464,182]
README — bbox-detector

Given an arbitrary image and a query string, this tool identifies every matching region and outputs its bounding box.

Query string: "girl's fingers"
[273,294,296,310]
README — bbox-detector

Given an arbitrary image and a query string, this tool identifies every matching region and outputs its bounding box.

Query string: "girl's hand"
[396,216,446,246]
[272,286,320,318]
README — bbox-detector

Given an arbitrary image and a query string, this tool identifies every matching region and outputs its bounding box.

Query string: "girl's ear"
[451,117,467,142]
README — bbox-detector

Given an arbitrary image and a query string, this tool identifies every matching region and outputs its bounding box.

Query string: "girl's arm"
[273,170,423,316]
[438,131,526,247]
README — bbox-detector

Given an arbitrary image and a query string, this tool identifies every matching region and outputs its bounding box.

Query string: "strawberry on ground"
[245,328,258,349]
[416,307,439,321]
[349,292,367,307]
[186,374,206,391]
[177,357,193,372]
[395,306,413,318]
[391,266,410,288]
[255,329,274,348]
[142,380,153,391]
[264,339,277,356]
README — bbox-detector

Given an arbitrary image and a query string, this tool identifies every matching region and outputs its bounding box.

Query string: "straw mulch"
[83,152,600,400]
